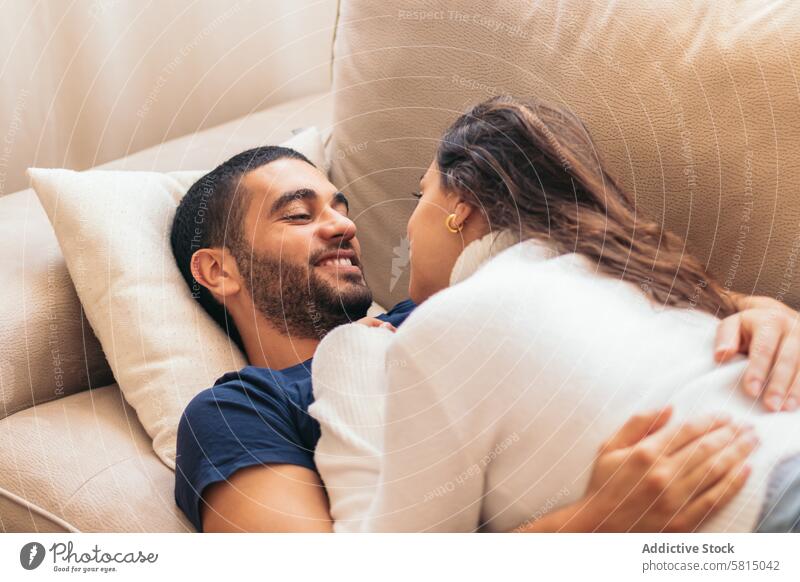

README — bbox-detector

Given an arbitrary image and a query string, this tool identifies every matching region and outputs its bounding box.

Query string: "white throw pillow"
[29,127,326,468]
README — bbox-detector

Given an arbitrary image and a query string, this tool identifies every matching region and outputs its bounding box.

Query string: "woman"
[310,97,800,532]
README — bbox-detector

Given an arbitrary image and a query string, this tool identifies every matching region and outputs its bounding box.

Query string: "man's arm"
[202,464,332,532]
[174,371,331,533]
[513,407,755,533]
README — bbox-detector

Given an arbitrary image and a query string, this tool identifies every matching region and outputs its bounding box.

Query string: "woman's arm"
[360,338,486,532]
[513,407,755,532]
[310,323,396,532]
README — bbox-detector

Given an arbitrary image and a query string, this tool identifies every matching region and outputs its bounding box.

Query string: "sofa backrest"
[329,0,800,309]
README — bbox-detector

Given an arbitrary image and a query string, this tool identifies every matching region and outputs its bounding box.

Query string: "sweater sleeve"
[309,323,395,532]
[360,337,486,532]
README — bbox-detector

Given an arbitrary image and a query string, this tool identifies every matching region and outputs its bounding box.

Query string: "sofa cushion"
[0,91,331,423]
[0,385,192,532]
[329,0,800,308]
[27,128,325,469]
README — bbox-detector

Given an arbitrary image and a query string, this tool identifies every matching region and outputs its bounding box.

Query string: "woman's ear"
[190,247,242,301]
[452,199,489,238]
[452,199,475,226]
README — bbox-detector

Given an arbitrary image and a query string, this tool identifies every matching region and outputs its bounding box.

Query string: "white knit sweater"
[310,231,800,532]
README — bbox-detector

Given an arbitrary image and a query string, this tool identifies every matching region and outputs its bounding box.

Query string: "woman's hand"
[516,407,756,532]
[356,316,396,332]
[715,294,800,411]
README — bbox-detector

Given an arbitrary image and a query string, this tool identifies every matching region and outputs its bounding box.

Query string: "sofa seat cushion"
[0,385,192,532]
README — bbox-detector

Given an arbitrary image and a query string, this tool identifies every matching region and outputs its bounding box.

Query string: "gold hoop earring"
[445,213,463,233]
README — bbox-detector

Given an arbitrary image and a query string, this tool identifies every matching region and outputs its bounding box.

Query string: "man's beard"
[231,244,373,339]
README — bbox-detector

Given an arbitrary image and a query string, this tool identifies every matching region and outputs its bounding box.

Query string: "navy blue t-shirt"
[174,299,416,531]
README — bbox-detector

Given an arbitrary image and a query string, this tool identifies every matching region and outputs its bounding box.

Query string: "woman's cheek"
[408,235,430,299]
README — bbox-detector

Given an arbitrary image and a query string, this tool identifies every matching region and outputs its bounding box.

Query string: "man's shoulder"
[174,367,320,531]
[183,363,314,422]
[212,363,306,388]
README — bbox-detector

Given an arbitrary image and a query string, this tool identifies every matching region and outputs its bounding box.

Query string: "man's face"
[231,158,372,338]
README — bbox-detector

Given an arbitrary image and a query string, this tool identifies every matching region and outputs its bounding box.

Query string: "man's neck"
[240,315,320,370]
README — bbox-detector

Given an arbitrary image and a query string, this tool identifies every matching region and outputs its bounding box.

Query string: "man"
[171,146,800,532]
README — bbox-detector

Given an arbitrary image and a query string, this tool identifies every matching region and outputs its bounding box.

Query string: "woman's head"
[406,161,489,303]
[408,95,734,316]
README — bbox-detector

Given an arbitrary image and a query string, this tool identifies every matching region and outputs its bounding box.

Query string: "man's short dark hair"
[170,145,314,350]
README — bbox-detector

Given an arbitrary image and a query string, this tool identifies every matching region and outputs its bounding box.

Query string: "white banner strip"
[1,533,798,581]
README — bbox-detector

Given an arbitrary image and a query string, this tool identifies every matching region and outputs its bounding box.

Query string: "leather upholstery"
[0,188,114,421]
[0,92,332,531]
[9,0,800,532]
[328,0,800,309]
[0,385,192,532]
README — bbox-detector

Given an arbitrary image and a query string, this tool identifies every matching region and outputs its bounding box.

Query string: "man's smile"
[312,248,362,276]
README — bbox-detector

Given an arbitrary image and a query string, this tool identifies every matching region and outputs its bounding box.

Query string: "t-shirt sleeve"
[376,299,416,328]
[174,381,317,531]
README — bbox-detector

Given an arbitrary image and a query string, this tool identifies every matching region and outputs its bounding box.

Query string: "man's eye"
[411,191,423,200]
[284,213,312,221]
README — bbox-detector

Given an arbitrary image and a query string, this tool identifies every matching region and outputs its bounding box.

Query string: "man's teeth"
[319,257,353,267]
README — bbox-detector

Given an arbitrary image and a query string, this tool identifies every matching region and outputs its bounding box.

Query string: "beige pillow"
[28,128,325,468]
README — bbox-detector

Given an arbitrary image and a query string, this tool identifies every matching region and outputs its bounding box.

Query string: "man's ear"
[190,247,243,302]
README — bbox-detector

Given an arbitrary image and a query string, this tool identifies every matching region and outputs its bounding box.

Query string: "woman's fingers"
[741,314,783,398]
[714,313,743,362]
[723,304,800,409]
[679,428,758,493]
[760,335,800,411]
[719,302,800,407]
[648,413,732,456]
[782,372,800,411]
[355,317,396,332]
[599,407,672,453]
[668,461,752,532]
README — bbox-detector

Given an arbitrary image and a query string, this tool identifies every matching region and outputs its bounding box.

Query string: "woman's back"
[378,240,799,532]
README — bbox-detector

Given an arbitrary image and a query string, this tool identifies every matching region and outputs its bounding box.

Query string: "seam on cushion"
[61,456,136,507]
[0,484,79,532]
[328,0,342,84]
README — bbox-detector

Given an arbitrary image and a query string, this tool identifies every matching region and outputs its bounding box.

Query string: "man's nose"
[317,207,357,242]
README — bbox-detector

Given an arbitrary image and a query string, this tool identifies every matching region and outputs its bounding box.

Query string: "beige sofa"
[4,0,800,532]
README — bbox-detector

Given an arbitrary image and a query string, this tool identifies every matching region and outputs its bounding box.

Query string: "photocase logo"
[19,542,46,570]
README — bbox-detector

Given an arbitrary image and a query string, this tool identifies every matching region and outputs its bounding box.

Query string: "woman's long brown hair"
[437,96,736,318]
